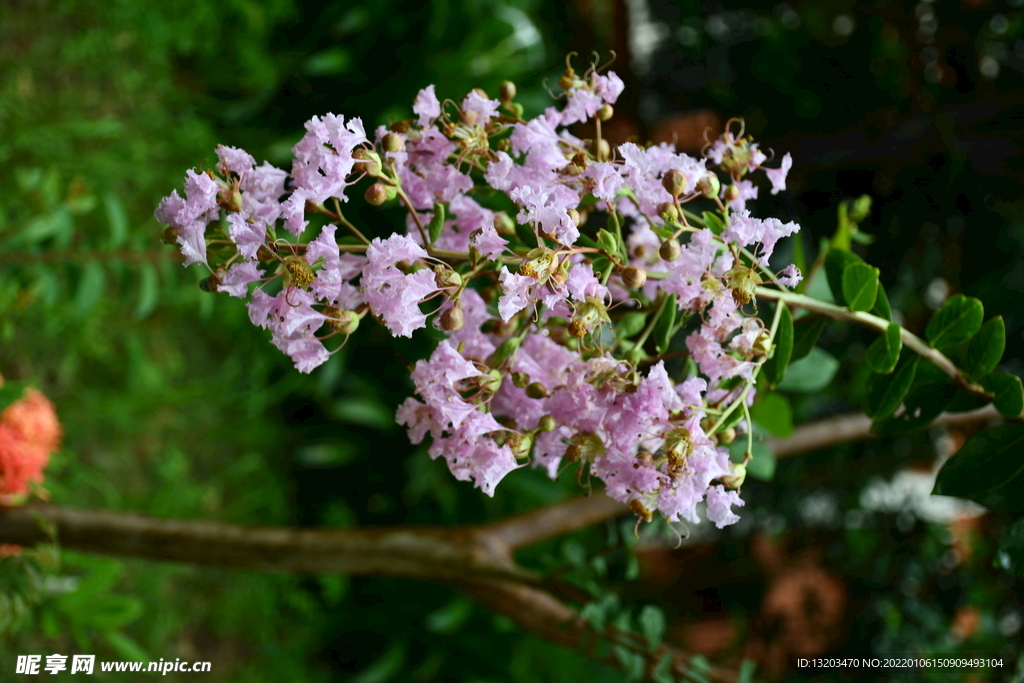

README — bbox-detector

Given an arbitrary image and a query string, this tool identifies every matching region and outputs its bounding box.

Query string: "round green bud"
[621,265,648,290]
[662,169,687,197]
[526,382,548,399]
[538,415,557,433]
[659,239,681,262]
[596,104,614,121]
[365,182,388,206]
[382,133,404,153]
[499,80,517,102]
[658,202,679,223]
[439,305,465,332]
[697,173,721,199]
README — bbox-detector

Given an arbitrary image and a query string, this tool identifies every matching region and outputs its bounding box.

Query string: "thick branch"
[755,287,989,398]
[769,405,1001,458]
[0,505,535,585]
[483,492,628,551]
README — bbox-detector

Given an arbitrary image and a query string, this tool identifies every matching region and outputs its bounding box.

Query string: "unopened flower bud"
[724,184,740,202]
[499,80,517,102]
[850,194,872,223]
[562,163,583,176]
[721,463,746,490]
[620,265,648,289]
[365,182,389,206]
[526,382,548,399]
[662,169,687,197]
[511,371,530,388]
[497,138,512,152]
[433,266,463,289]
[493,212,516,236]
[439,305,464,332]
[594,138,610,161]
[390,120,411,134]
[596,104,614,121]
[161,226,179,245]
[353,148,383,177]
[567,208,580,226]
[326,308,360,336]
[478,369,504,394]
[659,239,681,262]
[697,173,721,199]
[199,272,222,293]
[221,186,243,213]
[539,415,557,433]
[718,427,737,445]
[507,431,534,459]
[752,329,772,357]
[382,132,404,153]
[658,202,679,223]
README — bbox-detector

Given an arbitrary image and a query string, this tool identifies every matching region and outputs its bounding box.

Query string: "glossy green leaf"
[751,392,793,437]
[638,604,666,650]
[865,353,918,420]
[925,294,984,350]
[823,248,862,306]
[762,304,793,387]
[777,347,839,393]
[872,285,892,321]
[791,317,827,362]
[652,655,675,683]
[996,517,1024,577]
[745,441,777,481]
[654,294,677,355]
[872,370,957,434]
[702,211,725,235]
[983,372,1024,419]
[75,262,106,315]
[966,316,1005,380]
[427,203,446,246]
[615,312,647,339]
[841,262,879,312]
[933,422,1024,514]
[866,323,902,374]
[104,192,129,248]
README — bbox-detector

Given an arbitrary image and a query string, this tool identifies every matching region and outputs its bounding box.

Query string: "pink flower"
[291,113,367,205]
[413,85,441,127]
[764,152,793,195]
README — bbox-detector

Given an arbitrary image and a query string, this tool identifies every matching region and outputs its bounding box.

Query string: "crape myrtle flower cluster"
[156,59,799,529]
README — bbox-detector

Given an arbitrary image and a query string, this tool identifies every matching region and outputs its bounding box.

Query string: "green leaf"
[654,295,677,355]
[638,605,666,650]
[966,316,1006,380]
[649,224,675,241]
[791,317,827,362]
[490,337,521,367]
[982,373,1024,419]
[762,304,793,387]
[615,312,647,339]
[933,422,1024,513]
[872,285,892,321]
[738,659,758,683]
[872,370,957,434]
[427,203,446,246]
[823,248,862,306]
[777,347,839,393]
[866,323,902,374]
[134,262,159,319]
[750,392,793,437]
[613,646,646,682]
[865,353,918,420]
[0,382,28,414]
[997,517,1024,577]
[841,262,879,312]
[745,441,777,481]
[925,294,984,350]
[103,631,149,662]
[104,193,129,248]
[702,211,725,235]
[652,654,675,683]
[75,262,105,316]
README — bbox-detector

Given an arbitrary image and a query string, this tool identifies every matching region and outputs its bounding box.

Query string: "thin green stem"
[755,286,990,398]
[333,198,371,245]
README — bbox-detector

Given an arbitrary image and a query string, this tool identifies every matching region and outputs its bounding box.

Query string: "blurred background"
[1,0,1023,680]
